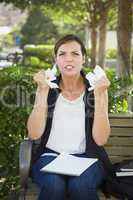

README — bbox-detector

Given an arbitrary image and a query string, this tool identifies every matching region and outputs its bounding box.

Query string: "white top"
[46,92,86,154]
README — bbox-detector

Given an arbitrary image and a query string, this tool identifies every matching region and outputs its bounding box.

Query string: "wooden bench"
[19,114,133,200]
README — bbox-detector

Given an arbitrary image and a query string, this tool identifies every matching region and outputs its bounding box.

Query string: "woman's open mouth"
[64,65,74,70]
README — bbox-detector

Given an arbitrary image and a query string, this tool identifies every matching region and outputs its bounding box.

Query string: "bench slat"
[109,155,133,163]
[107,137,133,146]
[110,118,133,127]
[111,127,133,136]
[109,114,133,119]
[105,146,133,156]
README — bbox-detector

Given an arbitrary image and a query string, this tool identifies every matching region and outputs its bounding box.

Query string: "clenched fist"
[33,70,49,90]
[94,75,110,95]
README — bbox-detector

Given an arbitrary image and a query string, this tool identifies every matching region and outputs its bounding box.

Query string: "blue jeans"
[32,148,106,200]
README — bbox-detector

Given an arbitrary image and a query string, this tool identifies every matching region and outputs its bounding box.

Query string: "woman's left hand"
[94,76,110,95]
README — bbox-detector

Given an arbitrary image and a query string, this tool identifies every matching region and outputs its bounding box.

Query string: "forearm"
[92,90,110,146]
[27,87,49,140]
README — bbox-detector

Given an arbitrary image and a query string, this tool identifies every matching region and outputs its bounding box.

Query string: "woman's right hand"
[33,70,49,90]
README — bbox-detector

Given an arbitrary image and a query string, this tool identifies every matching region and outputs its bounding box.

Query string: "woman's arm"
[27,71,49,140]
[92,76,111,146]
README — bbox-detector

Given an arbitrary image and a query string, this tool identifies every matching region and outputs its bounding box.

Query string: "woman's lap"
[31,150,106,199]
[32,151,106,188]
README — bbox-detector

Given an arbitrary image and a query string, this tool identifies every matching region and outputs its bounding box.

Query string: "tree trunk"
[98,11,107,68]
[90,26,97,68]
[117,0,132,78]
[85,24,90,49]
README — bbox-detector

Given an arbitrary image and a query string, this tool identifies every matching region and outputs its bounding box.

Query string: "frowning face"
[55,41,85,77]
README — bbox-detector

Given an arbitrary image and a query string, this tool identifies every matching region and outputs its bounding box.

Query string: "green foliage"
[21,6,59,46]
[107,1,118,30]
[24,56,40,66]
[2,33,15,47]
[21,4,86,46]
[106,68,133,113]
[0,66,36,199]
[0,0,55,9]
[24,44,54,64]
[106,48,117,59]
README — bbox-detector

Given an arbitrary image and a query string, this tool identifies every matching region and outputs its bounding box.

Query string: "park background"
[0,0,132,199]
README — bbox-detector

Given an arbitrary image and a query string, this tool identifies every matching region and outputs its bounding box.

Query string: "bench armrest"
[19,138,32,188]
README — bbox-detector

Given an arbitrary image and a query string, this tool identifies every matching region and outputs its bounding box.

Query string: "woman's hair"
[54,34,87,56]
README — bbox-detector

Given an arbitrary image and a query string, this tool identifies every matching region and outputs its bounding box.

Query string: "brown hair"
[54,34,87,56]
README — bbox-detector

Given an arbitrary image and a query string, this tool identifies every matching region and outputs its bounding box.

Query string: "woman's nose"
[65,54,73,61]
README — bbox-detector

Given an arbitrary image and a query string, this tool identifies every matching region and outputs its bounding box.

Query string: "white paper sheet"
[116,171,133,176]
[121,168,133,172]
[40,153,98,176]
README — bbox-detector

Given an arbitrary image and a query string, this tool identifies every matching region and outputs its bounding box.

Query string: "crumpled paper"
[86,65,106,91]
[45,64,59,88]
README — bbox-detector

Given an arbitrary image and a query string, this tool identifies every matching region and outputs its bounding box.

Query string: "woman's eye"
[58,52,80,56]
[59,53,65,56]
[73,52,80,55]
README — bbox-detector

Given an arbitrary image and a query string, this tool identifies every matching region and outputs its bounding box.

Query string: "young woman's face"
[55,41,85,77]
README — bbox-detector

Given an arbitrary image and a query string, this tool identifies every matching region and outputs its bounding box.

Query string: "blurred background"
[0,0,132,199]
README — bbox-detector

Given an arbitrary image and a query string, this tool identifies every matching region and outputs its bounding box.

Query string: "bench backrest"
[105,114,133,163]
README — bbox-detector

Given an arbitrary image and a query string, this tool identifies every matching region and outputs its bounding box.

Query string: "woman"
[27,34,110,200]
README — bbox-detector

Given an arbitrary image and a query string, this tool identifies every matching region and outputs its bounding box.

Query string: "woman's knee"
[40,174,66,197]
[68,178,98,200]
[82,161,106,188]
[68,162,105,195]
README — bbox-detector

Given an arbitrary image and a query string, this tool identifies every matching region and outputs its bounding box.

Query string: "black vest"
[34,71,111,165]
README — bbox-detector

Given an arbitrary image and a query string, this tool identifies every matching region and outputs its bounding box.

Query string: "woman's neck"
[59,74,85,100]
[60,74,83,92]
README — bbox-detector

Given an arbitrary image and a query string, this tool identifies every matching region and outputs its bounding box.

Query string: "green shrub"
[24,56,40,66]
[0,66,36,199]
[106,68,133,113]
[39,61,51,69]
[24,45,54,64]
[86,48,117,60]
[106,48,117,59]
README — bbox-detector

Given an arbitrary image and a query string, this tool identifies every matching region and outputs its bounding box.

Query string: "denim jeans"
[32,148,106,200]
